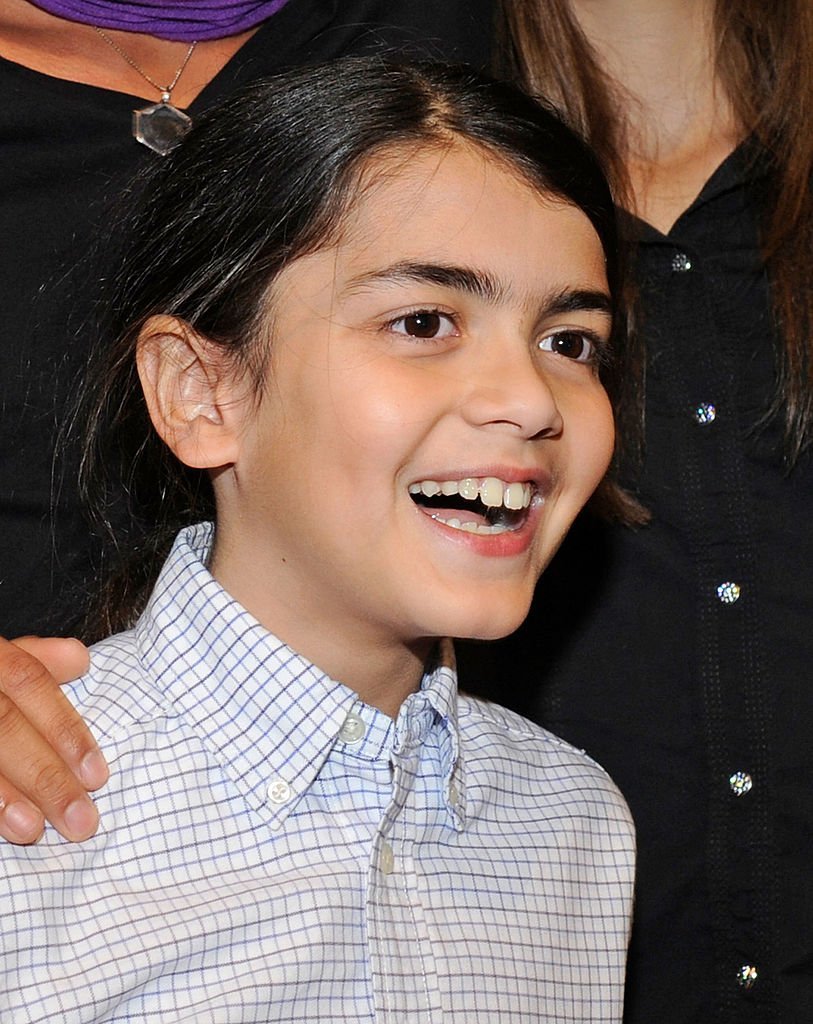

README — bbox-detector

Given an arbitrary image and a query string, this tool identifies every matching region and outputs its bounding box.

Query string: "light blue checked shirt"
[2,523,634,1022]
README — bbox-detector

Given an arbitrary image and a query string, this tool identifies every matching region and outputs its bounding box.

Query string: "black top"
[0,0,493,636]
[460,145,813,1023]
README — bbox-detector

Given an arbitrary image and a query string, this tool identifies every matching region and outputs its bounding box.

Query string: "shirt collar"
[624,133,771,244]
[418,640,466,830]
[135,523,463,830]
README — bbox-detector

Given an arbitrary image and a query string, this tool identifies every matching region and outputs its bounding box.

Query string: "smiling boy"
[197,144,615,716]
[0,61,634,1022]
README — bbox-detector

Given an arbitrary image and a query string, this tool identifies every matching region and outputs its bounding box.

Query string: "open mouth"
[408,476,536,535]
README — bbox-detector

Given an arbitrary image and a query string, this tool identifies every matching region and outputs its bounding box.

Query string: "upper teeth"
[408,476,533,510]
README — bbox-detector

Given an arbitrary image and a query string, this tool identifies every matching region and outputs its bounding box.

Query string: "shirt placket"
[643,236,776,1019]
[366,696,444,1023]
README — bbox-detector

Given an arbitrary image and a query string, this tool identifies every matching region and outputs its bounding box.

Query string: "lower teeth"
[430,514,517,535]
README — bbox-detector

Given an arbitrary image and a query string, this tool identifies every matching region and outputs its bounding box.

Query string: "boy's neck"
[570,0,740,231]
[208,541,432,720]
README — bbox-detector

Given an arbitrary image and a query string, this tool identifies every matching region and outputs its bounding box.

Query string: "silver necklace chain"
[93,27,197,102]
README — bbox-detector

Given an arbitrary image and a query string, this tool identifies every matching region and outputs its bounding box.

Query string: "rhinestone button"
[380,841,395,875]
[671,251,693,272]
[729,771,753,796]
[338,712,366,744]
[717,581,741,604]
[693,402,717,425]
[266,778,292,805]
[737,964,758,990]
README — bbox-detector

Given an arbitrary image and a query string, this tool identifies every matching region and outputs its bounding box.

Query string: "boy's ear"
[136,315,244,469]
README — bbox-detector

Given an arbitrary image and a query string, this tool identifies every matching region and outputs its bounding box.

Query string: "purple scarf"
[30,0,293,41]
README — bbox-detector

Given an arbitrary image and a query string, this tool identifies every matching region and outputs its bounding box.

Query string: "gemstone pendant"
[132,99,192,156]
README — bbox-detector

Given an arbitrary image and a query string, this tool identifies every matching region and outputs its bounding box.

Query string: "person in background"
[458,1,813,1022]
[0,0,492,844]
[1,58,634,1021]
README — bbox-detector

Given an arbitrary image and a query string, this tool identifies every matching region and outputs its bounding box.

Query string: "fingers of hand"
[13,636,90,684]
[0,692,100,843]
[0,639,104,843]
[0,637,108,790]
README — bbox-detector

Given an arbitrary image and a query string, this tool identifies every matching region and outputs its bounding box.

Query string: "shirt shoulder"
[63,631,169,745]
[457,693,634,827]
[459,689,615,765]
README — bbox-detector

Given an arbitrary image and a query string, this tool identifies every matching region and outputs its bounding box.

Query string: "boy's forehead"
[327,142,601,276]
[344,141,540,240]
[268,142,607,315]
[268,151,606,323]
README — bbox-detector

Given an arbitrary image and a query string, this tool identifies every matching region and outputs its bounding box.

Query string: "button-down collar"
[136,523,463,830]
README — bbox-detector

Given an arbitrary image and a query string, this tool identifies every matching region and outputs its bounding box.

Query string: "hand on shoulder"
[0,635,106,844]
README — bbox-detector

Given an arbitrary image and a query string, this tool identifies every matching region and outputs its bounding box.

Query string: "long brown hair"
[497,0,813,462]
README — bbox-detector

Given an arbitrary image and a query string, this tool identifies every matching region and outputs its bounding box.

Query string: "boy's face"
[211,143,614,663]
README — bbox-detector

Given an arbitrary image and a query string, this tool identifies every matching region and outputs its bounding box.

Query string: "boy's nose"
[459,346,564,441]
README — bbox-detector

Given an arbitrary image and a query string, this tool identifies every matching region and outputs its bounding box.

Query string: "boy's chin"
[446,601,533,645]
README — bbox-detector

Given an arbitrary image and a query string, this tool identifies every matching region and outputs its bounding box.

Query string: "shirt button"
[379,841,395,875]
[693,402,717,425]
[266,778,292,805]
[729,771,753,796]
[716,581,741,604]
[671,251,693,272]
[338,712,366,744]
[737,964,758,990]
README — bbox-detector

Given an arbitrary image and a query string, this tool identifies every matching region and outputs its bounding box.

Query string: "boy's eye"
[538,329,596,363]
[391,311,457,339]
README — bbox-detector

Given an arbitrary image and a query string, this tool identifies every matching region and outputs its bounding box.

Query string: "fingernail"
[64,798,99,840]
[4,800,43,838]
[79,749,109,789]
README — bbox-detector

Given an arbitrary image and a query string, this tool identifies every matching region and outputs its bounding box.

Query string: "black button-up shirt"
[460,143,813,1023]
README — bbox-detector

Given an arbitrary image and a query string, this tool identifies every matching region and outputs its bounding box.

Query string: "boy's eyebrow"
[544,287,613,319]
[343,261,505,302]
[342,261,613,318]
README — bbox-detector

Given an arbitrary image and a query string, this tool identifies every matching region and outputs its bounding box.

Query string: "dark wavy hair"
[77,56,628,639]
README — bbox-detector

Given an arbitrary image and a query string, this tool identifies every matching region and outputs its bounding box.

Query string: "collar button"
[267,778,292,805]
[339,712,366,744]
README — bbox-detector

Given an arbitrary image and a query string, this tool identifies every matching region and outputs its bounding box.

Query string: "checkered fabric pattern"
[1,523,634,1022]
